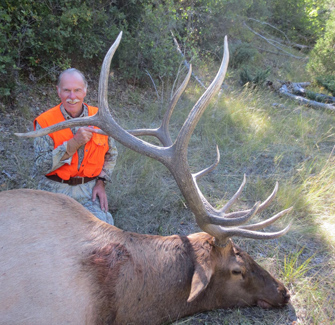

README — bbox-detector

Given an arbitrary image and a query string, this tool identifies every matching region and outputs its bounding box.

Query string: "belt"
[46,175,96,186]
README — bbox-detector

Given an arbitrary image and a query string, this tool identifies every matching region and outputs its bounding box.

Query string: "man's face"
[57,72,87,117]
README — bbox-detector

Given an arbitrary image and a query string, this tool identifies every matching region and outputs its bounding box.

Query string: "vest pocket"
[84,134,109,176]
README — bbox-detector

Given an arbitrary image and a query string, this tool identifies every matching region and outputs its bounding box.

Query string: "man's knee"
[82,200,114,225]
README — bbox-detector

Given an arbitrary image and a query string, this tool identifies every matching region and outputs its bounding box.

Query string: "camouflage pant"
[38,177,114,225]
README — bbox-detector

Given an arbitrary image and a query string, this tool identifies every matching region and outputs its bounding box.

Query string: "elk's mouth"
[256,288,290,309]
[257,297,290,309]
[257,299,273,309]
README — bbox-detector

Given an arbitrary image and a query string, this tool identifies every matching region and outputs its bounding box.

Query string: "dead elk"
[1,32,292,324]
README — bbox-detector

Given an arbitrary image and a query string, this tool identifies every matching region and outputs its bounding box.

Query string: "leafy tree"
[268,0,327,44]
[0,0,332,104]
[0,0,183,102]
[0,0,120,101]
[307,8,335,77]
[115,1,182,82]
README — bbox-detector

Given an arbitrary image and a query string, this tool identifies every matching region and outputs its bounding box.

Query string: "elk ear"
[187,263,213,303]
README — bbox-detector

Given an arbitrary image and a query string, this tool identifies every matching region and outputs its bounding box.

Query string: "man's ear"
[187,261,213,303]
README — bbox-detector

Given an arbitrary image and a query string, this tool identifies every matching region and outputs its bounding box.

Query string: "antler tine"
[219,174,247,213]
[98,31,123,117]
[193,145,220,180]
[126,65,193,147]
[15,115,101,138]
[208,201,261,227]
[158,63,193,146]
[241,207,293,231]
[214,222,292,247]
[222,181,278,219]
[257,181,279,211]
[175,36,229,154]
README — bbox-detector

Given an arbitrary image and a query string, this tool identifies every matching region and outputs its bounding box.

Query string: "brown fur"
[0,189,290,324]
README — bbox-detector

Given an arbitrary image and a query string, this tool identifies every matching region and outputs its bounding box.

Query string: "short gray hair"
[57,68,88,90]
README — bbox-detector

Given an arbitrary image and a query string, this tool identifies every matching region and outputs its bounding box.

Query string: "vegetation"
[1,0,335,323]
[0,0,332,104]
[307,7,335,77]
[239,66,271,86]
[315,75,335,96]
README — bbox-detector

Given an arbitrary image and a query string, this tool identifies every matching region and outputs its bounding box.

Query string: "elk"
[1,32,292,324]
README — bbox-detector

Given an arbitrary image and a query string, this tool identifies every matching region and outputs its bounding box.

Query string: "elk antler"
[16,32,292,246]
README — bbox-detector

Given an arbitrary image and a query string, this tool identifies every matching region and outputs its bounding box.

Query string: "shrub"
[115,1,182,83]
[0,0,120,103]
[230,43,259,68]
[0,0,330,105]
[305,90,335,103]
[315,75,335,96]
[307,9,335,77]
[240,66,271,87]
[0,0,184,103]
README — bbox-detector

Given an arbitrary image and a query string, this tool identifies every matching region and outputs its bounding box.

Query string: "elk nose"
[278,285,290,304]
[282,290,290,304]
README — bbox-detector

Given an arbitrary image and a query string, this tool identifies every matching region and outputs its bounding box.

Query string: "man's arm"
[99,137,118,180]
[32,122,69,176]
[33,123,96,176]
[92,137,118,211]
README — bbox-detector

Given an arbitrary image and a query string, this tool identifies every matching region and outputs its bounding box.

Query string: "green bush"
[269,0,327,44]
[307,9,335,77]
[115,1,182,83]
[0,0,184,102]
[240,66,271,87]
[0,0,121,102]
[315,76,335,96]
[0,0,331,104]
[230,43,259,68]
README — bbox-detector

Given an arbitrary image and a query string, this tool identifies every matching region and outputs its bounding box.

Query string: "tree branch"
[279,83,335,112]
[170,30,207,89]
[243,22,306,60]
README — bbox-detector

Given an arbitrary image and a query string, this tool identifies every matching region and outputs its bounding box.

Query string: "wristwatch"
[97,176,107,185]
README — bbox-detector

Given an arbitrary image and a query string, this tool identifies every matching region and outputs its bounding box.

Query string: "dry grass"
[106,81,335,324]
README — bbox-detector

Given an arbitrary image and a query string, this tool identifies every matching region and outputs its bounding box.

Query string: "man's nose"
[69,91,76,99]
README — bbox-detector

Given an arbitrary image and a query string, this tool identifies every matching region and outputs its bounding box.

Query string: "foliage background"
[0,0,332,102]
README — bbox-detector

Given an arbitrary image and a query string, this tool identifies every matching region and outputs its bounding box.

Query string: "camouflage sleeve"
[32,122,71,176]
[100,137,118,182]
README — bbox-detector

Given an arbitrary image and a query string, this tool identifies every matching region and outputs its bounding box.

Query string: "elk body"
[0,189,290,324]
[2,32,292,324]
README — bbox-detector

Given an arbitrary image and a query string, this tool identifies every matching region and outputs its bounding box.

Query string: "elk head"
[16,31,292,271]
[188,235,291,310]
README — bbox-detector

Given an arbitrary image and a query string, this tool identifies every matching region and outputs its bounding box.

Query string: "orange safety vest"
[34,103,109,180]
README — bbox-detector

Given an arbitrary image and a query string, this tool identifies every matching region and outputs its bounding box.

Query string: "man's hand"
[92,180,109,212]
[64,127,95,158]
[73,127,95,146]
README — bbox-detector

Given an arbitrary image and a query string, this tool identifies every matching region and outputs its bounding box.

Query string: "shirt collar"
[60,103,88,120]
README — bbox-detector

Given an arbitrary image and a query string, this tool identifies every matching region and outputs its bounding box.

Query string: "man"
[32,68,118,225]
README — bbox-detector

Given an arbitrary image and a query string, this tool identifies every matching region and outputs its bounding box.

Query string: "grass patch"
[281,247,314,285]
[108,80,335,324]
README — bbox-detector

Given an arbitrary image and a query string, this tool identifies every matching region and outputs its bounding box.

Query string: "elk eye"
[232,269,242,275]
